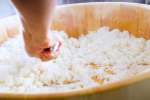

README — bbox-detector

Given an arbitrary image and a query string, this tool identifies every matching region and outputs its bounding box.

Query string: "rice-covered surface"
[0,27,150,93]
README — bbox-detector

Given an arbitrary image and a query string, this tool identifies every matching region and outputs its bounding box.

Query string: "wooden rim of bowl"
[0,2,150,99]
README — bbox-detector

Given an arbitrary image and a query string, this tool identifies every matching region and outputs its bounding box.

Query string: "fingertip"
[40,41,62,61]
[39,51,57,61]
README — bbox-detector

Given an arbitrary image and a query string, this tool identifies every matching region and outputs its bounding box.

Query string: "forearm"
[11,0,59,61]
[11,0,56,42]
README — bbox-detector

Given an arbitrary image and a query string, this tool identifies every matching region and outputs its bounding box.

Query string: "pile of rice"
[0,27,150,93]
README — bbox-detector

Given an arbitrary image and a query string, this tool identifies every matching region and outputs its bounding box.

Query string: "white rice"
[0,27,150,93]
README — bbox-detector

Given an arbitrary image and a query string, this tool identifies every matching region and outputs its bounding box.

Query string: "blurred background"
[0,0,150,18]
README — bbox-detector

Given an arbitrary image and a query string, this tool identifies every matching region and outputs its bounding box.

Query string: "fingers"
[23,31,62,61]
[39,40,62,61]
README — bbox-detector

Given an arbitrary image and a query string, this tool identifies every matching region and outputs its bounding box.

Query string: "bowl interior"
[51,2,150,39]
[0,2,150,99]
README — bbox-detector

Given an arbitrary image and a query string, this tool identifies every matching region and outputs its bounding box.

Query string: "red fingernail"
[43,47,51,53]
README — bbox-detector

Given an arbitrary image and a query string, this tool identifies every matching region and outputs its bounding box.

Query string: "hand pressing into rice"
[11,0,61,61]
[23,30,62,61]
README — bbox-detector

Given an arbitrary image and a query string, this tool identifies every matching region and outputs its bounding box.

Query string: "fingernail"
[43,47,51,53]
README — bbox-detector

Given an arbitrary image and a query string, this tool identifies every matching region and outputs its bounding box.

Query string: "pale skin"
[11,0,61,61]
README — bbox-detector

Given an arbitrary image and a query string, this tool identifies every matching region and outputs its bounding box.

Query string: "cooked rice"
[0,27,150,93]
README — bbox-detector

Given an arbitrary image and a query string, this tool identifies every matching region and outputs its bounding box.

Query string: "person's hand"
[11,0,59,61]
[23,30,62,61]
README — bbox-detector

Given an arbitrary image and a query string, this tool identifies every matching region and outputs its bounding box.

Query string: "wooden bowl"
[0,2,150,100]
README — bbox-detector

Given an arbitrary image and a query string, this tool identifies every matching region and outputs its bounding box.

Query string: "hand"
[23,30,62,61]
[11,0,57,61]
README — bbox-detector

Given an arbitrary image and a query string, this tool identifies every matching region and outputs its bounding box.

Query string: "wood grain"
[0,2,150,100]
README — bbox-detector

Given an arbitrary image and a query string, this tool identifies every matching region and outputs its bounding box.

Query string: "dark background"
[0,0,150,18]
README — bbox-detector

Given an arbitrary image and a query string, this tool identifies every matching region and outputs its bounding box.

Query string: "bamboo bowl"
[0,2,150,100]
